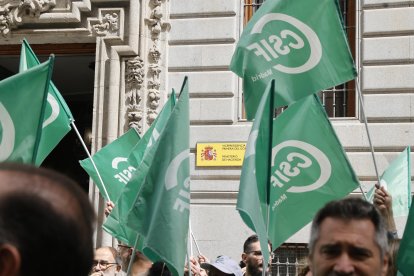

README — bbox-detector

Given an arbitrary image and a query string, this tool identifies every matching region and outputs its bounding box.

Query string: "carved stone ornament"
[126,57,145,87]
[148,63,161,80]
[125,56,145,132]
[145,0,170,39]
[146,80,161,125]
[91,12,119,36]
[0,0,56,36]
[147,109,158,125]
[149,44,161,63]
[127,104,143,133]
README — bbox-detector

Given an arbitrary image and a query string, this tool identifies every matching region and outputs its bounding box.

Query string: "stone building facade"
[0,0,413,268]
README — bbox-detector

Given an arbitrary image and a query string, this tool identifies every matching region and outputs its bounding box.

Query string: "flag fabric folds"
[397,193,414,275]
[237,80,274,266]
[230,0,356,119]
[0,58,54,164]
[20,39,73,165]
[111,77,190,276]
[268,95,359,248]
[367,146,411,217]
[79,128,141,202]
[103,91,176,246]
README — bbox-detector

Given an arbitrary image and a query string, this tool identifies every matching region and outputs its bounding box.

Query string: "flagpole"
[70,120,111,202]
[355,79,379,200]
[126,234,140,276]
[264,80,275,276]
[190,224,202,256]
[266,80,275,232]
[187,228,192,276]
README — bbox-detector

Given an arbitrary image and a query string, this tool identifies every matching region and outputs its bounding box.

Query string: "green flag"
[79,128,141,202]
[103,91,176,246]
[20,39,73,165]
[128,91,177,168]
[114,77,189,276]
[397,195,414,275]
[268,95,359,248]
[367,147,411,217]
[230,0,356,120]
[0,58,54,164]
[237,80,275,266]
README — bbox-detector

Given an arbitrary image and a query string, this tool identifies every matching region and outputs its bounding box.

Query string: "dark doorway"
[0,43,96,192]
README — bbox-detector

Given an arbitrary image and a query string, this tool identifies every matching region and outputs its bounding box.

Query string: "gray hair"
[308,197,389,260]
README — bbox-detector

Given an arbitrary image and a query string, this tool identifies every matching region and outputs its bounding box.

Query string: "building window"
[271,243,309,276]
[242,0,356,118]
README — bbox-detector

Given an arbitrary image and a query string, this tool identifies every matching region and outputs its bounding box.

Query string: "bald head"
[0,163,95,276]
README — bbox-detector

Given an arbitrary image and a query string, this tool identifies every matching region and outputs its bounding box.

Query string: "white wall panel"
[170,0,238,16]
[170,17,237,43]
[363,65,414,90]
[169,72,236,97]
[363,36,414,62]
[169,45,234,69]
[364,94,414,119]
[190,98,235,123]
[364,8,414,34]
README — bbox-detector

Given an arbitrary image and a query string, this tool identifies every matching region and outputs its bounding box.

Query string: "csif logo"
[43,93,60,128]
[165,149,190,213]
[112,157,136,184]
[0,103,15,162]
[271,140,331,193]
[247,13,322,74]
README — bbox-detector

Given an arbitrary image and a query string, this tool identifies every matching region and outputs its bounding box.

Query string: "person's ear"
[242,252,247,264]
[0,244,20,276]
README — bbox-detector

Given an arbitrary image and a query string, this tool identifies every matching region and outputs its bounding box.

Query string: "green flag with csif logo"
[79,128,141,202]
[102,91,176,246]
[230,0,356,120]
[20,39,73,165]
[267,95,359,248]
[237,80,275,268]
[0,58,54,164]
[113,77,189,276]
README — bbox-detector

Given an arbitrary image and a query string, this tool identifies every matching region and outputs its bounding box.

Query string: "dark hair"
[309,197,388,260]
[298,265,310,276]
[243,235,273,253]
[149,261,171,276]
[0,163,95,276]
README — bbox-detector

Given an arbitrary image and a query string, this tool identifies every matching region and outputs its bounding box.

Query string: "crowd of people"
[0,163,403,276]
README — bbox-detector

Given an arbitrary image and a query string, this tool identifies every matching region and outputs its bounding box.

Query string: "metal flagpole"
[355,78,379,200]
[190,223,202,256]
[70,120,111,202]
[187,228,192,276]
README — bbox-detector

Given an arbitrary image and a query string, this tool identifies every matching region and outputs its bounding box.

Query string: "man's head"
[0,163,95,276]
[242,235,273,276]
[117,244,152,275]
[308,197,389,276]
[91,247,121,275]
[201,256,243,276]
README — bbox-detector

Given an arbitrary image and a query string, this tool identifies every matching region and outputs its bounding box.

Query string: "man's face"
[309,218,388,276]
[91,248,120,276]
[242,241,272,276]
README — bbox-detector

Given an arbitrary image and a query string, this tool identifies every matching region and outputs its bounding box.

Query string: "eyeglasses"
[117,244,132,249]
[93,260,118,270]
[245,250,275,259]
